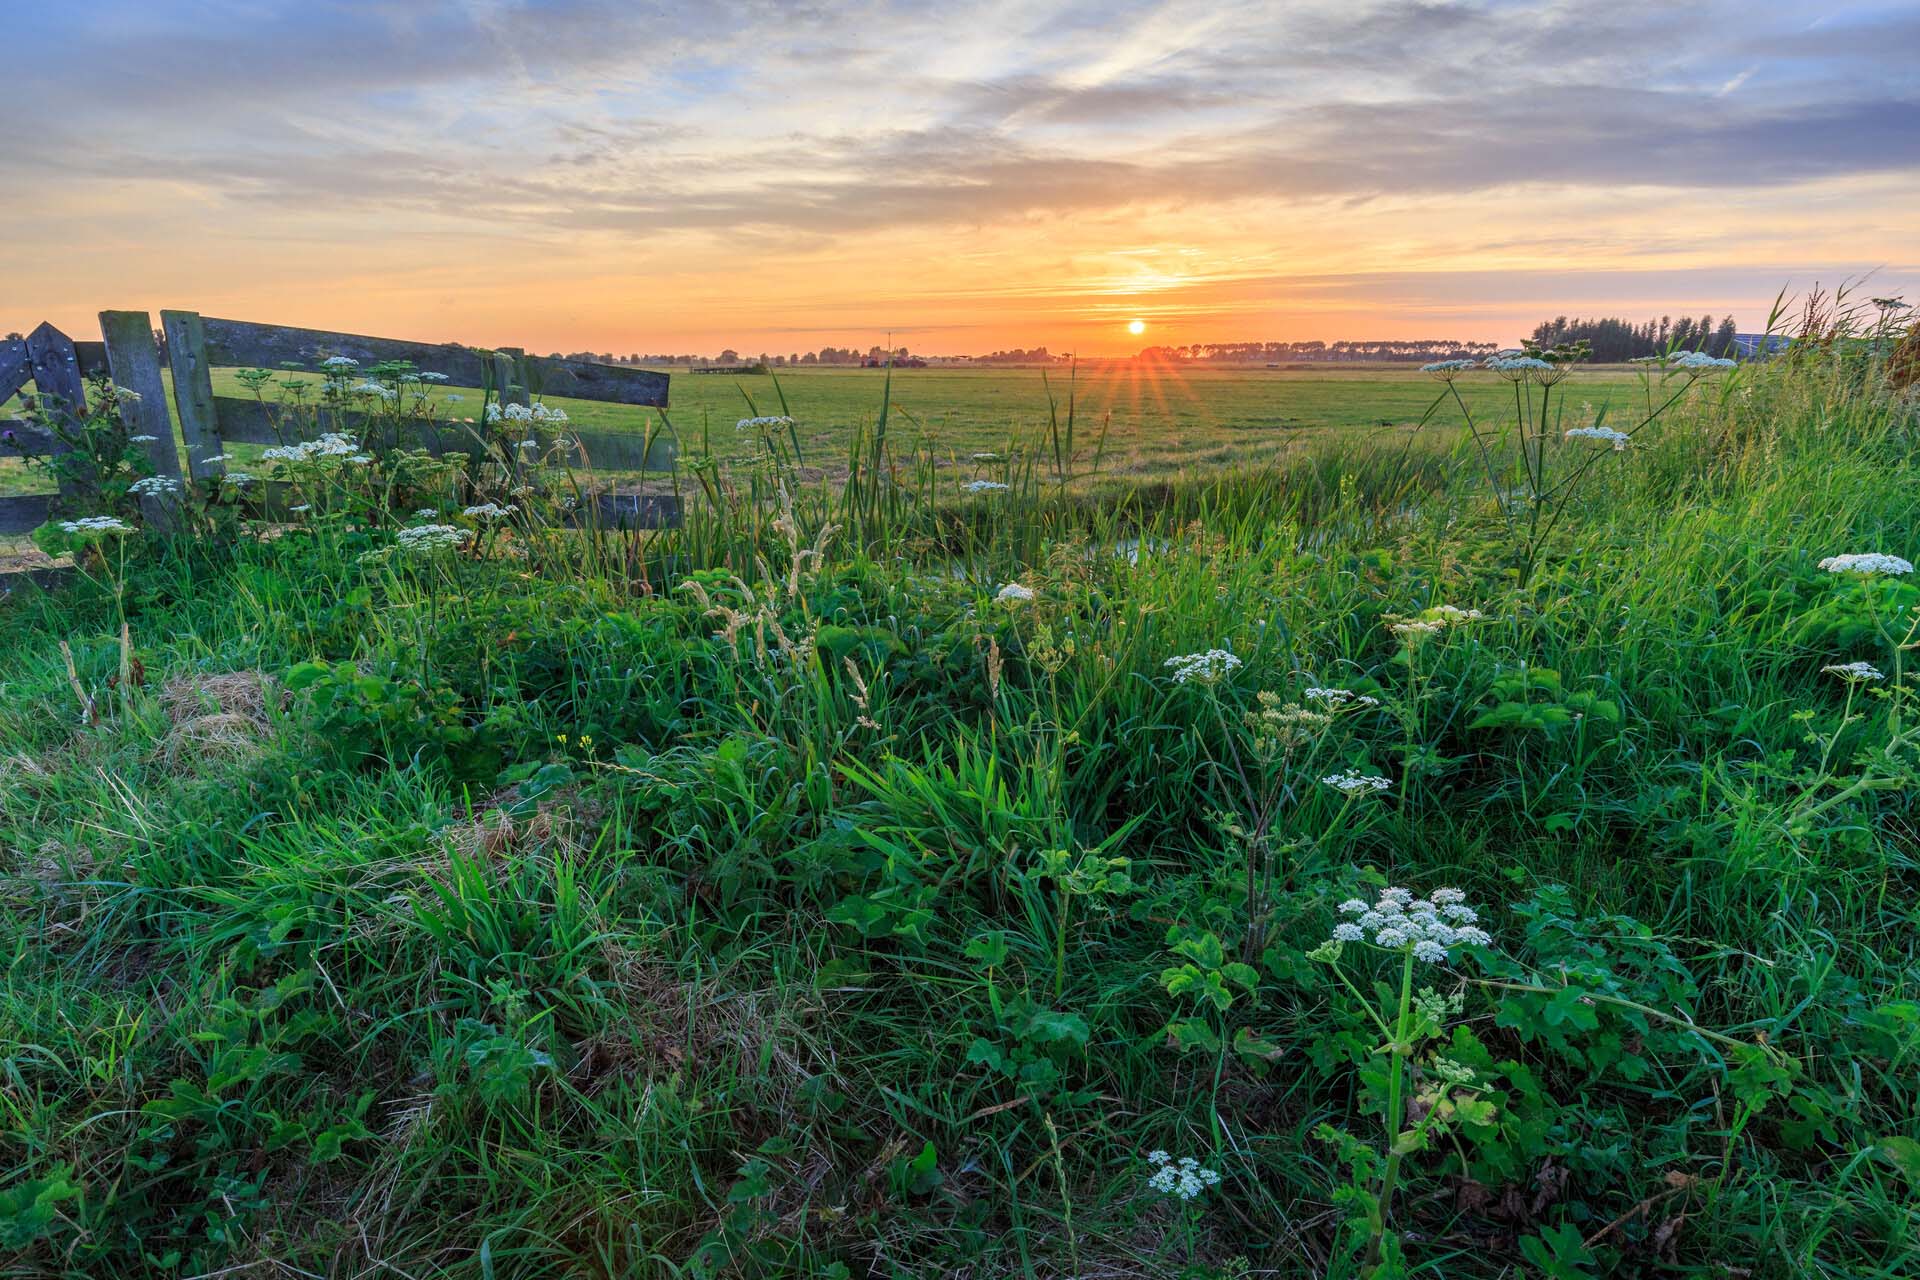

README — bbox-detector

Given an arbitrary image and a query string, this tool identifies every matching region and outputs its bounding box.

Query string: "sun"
[1127,318,1146,336]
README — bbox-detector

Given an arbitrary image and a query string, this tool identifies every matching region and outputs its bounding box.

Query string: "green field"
[5,363,1647,498]
[4,345,1918,1277]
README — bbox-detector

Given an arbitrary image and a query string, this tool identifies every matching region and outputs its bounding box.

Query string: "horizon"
[3,2,1916,356]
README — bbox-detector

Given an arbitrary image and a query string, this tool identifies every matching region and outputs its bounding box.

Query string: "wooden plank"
[160,310,226,479]
[99,312,184,532]
[566,427,676,472]
[73,340,110,379]
[0,492,56,535]
[0,336,30,402]
[522,353,669,407]
[205,396,369,446]
[585,492,681,529]
[199,315,493,384]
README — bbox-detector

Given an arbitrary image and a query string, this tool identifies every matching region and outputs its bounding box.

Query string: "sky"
[3,0,1917,356]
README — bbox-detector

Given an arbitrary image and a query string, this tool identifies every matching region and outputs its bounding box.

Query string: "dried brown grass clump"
[157,670,276,767]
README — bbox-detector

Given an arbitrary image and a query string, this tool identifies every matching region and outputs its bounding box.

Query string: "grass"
[3,363,1644,496]
[1,344,1917,1278]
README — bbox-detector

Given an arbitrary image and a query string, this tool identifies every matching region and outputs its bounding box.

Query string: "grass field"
[4,363,1646,498]
[3,342,1918,1278]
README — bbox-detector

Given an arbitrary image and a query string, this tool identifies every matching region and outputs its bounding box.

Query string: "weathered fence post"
[98,310,184,530]
[23,322,89,511]
[493,346,530,408]
[160,310,226,480]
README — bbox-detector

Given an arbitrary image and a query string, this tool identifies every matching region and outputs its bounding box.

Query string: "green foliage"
[2,344,1917,1277]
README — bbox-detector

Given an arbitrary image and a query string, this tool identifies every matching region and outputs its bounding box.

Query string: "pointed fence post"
[99,310,184,531]
[23,322,89,512]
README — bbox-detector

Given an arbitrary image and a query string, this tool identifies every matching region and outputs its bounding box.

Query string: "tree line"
[1529,314,1740,363]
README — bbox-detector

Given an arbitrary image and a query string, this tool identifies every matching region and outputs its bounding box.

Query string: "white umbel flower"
[1329,885,1491,963]
[995,582,1035,603]
[1819,553,1912,576]
[1145,1151,1222,1201]
[1821,661,1885,682]
[964,479,1011,493]
[395,524,474,554]
[1321,769,1391,795]
[1564,426,1630,450]
[1164,649,1242,685]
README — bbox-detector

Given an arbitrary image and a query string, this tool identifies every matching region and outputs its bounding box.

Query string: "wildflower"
[517,438,539,449]
[1390,619,1442,641]
[1819,553,1913,576]
[964,479,1011,493]
[995,582,1035,603]
[200,453,233,465]
[1564,426,1630,450]
[261,433,363,464]
[1326,885,1491,963]
[463,503,513,521]
[321,356,359,369]
[1668,351,1736,372]
[485,402,569,425]
[128,433,158,443]
[225,471,255,486]
[58,515,133,536]
[412,508,439,519]
[113,386,143,403]
[128,476,181,497]
[1322,769,1391,795]
[394,524,473,554]
[446,393,465,402]
[1822,661,1885,682]
[1164,649,1242,685]
[1421,359,1476,379]
[290,504,313,513]
[1485,355,1553,377]
[735,415,796,430]
[420,371,451,381]
[1145,1151,1222,1201]
[1390,604,1486,642]
[971,451,1002,461]
[1303,686,1380,708]
[351,381,398,400]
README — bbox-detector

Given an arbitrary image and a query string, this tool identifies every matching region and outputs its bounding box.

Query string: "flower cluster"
[964,479,1011,493]
[1145,1151,1221,1201]
[321,356,360,370]
[59,515,133,536]
[463,503,513,521]
[1485,355,1552,375]
[1819,553,1913,576]
[128,433,158,443]
[128,476,181,497]
[1331,886,1490,963]
[1420,358,1478,378]
[995,582,1035,603]
[350,381,398,401]
[224,471,256,486]
[1668,350,1737,371]
[1322,769,1391,796]
[1304,686,1381,709]
[735,415,796,430]
[485,402,569,425]
[1822,661,1885,683]
[1389,604,1485,642]
[1165,649,1242,685]
[1565,426,1630,450]
[261,433,366,465]
[420,371,451,382]
[394,524,474,554]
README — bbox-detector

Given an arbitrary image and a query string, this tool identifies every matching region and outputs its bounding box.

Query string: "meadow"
[1,333,1917,1279]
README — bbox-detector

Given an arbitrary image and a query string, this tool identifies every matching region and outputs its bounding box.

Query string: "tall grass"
[1,333,1916,1278]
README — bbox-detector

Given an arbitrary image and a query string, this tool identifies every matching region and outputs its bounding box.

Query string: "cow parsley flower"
[1565,426,1630,450]
[412,508,439,519]
[1819,553,1912,576]
[1822,661,1885,682]
[128,433,158,443]
[59,515,133,536]
[1304,686,1380,708]
[419,371,451,382]
[964,479,1011,493]
[1145,1151,1222,1201]
[395,524,473,554]
[114,387,143,404]
[735,415,796,431]
[1390,604,1486,643]
[1165,649,1242,685]
[1485,355,1552,376]
[128,476,181,496]
[351,381,398,400]
[996,582,1035,603]
[1421,359,1477,379]
[200,453,233,465]
[1668,350,1736,371]
[261,433,363,464]
[486,402,570,426]
[290,503,312,513]
[1322,769,1391,795]
[321,356,359,370]
[225,471,255,486]
[463,502,512,521]
[1331,885,1491,962]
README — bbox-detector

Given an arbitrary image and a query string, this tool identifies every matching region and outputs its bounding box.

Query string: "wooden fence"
[0,310,679,537]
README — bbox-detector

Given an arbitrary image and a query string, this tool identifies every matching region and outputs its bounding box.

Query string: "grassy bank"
[1,347,1916,1278]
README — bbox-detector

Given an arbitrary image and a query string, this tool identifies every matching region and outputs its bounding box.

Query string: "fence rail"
[0,310,678,538]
